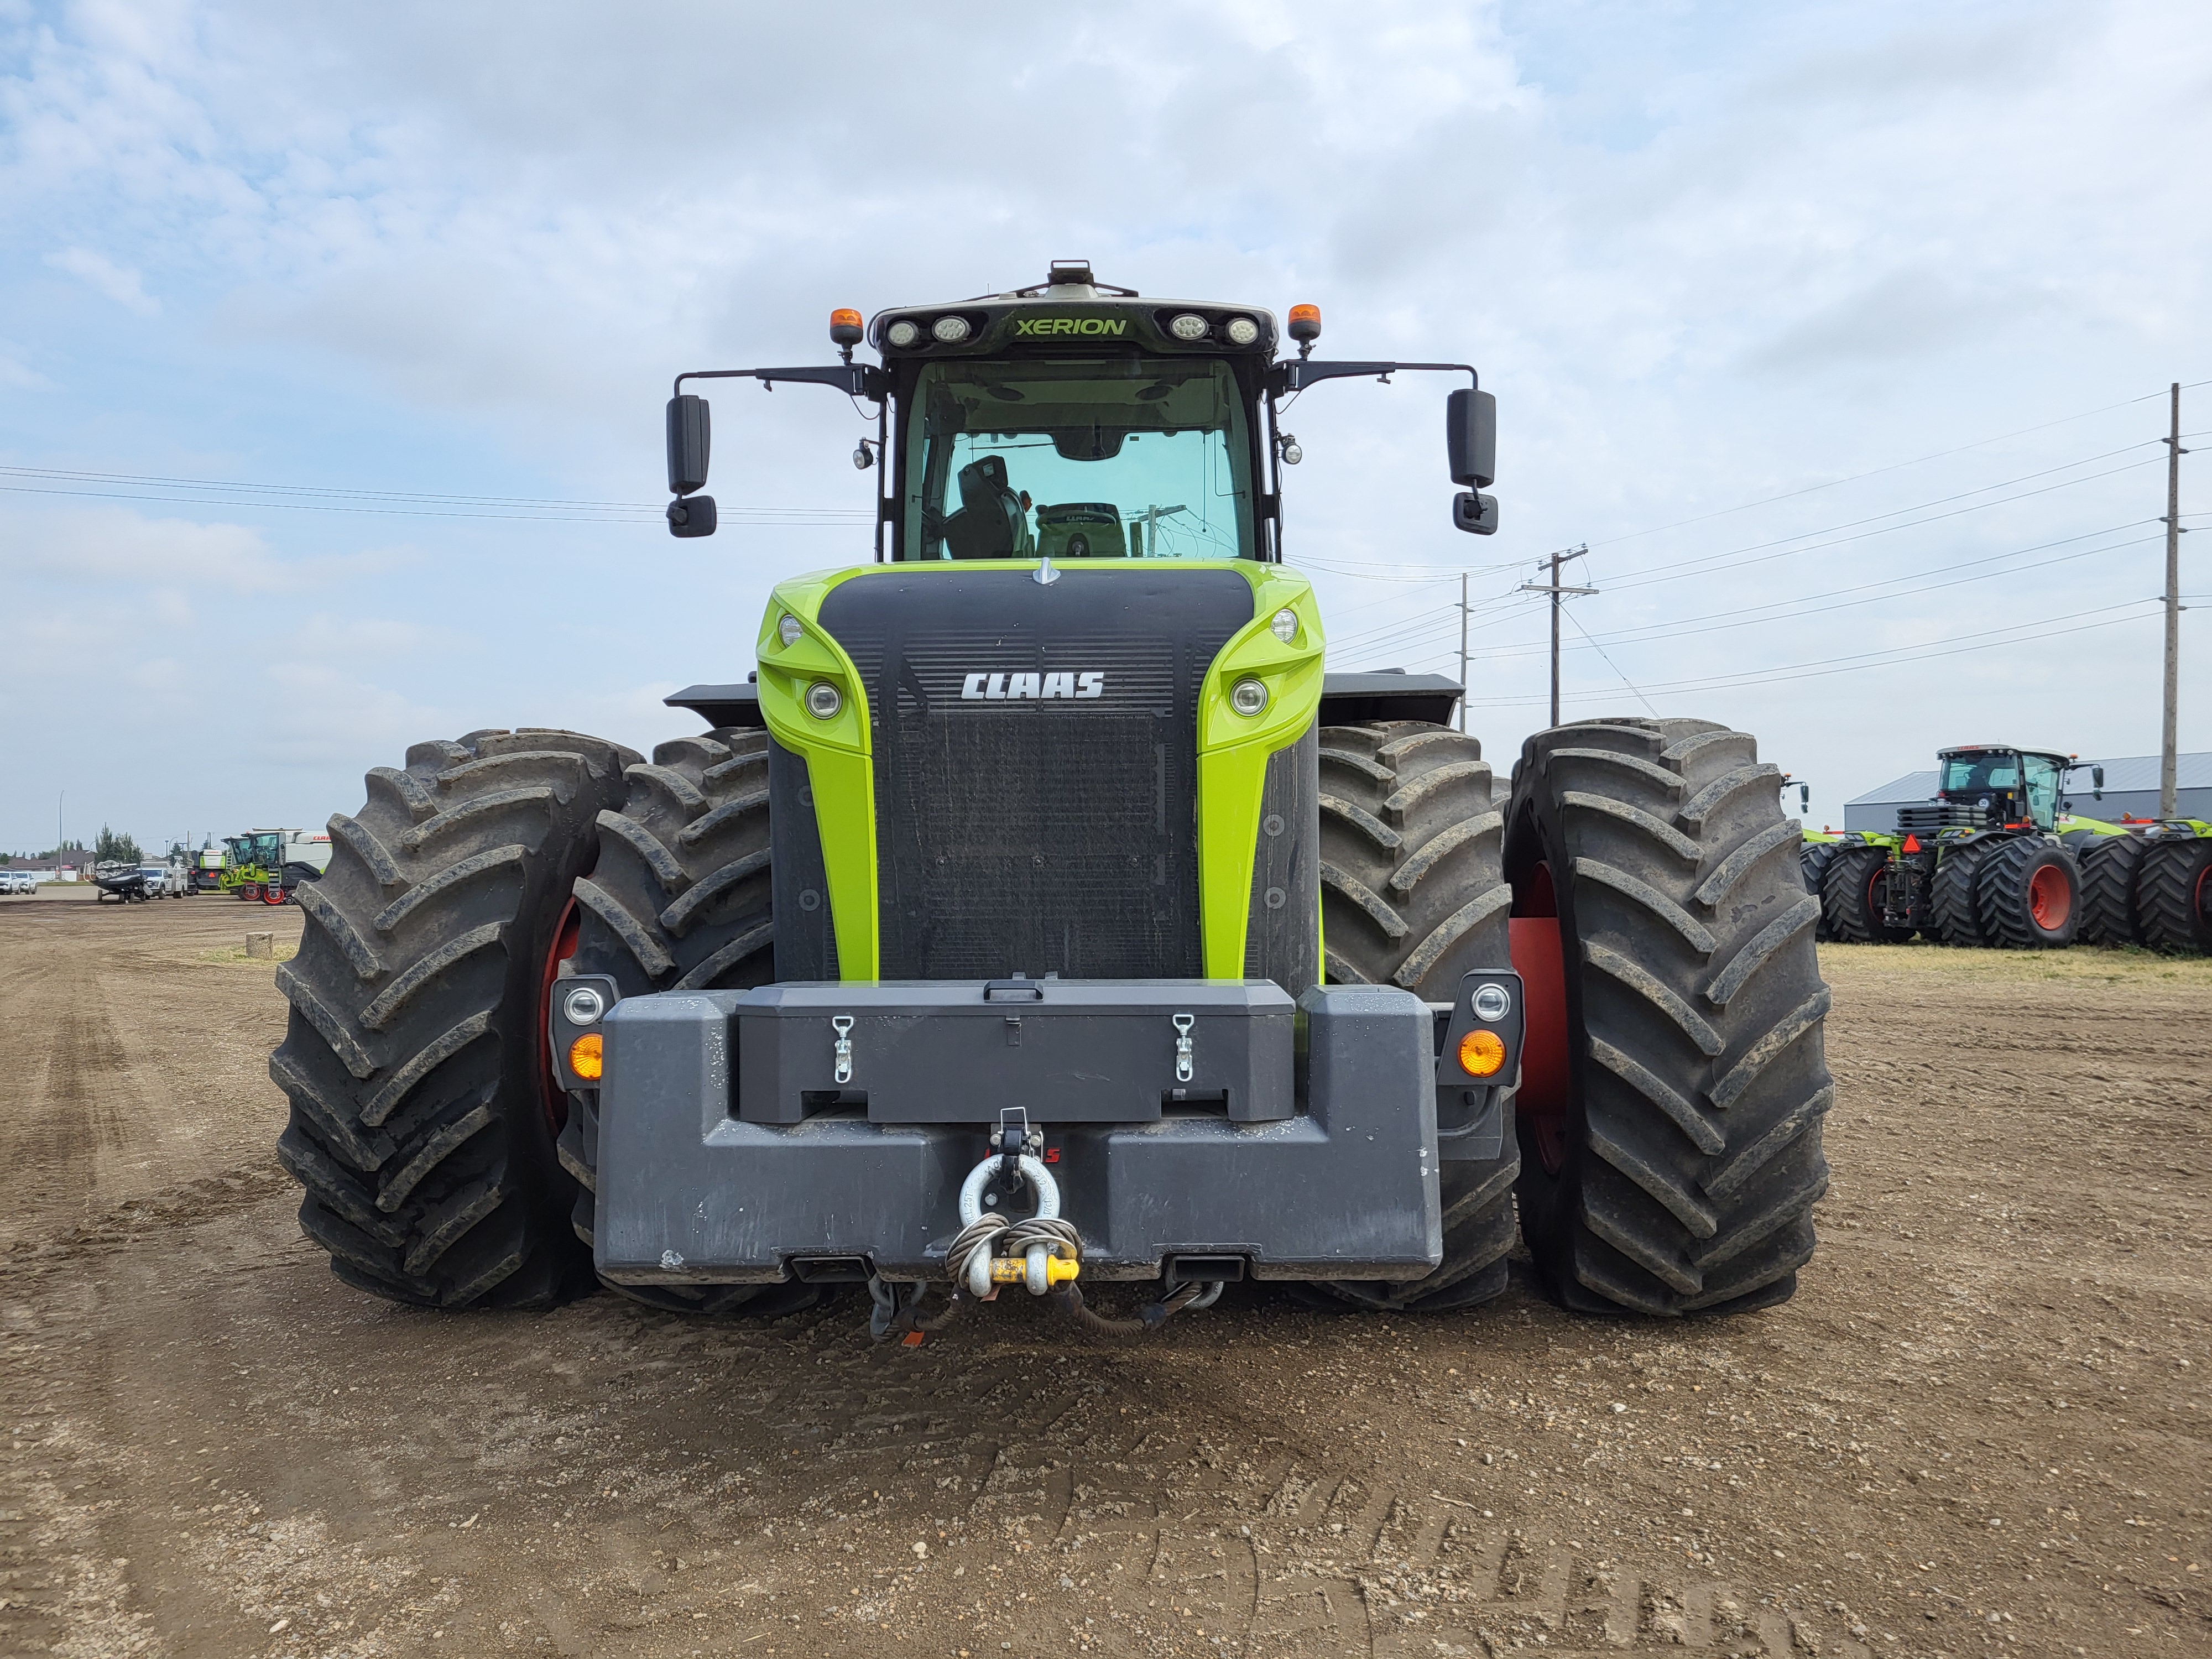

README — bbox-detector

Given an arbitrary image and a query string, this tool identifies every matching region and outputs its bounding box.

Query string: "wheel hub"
[2028,862,2070,931]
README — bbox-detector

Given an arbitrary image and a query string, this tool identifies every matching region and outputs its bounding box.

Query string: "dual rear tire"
[1313,721,1517,1312]
[1976,837,2080,949]
[1506,719,1832,1316]
[1818,843,1913,943]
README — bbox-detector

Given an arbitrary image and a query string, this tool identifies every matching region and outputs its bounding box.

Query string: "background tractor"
[268,264,1832,1329]
[1803,745,2090,947]
[1804,747,2212,954]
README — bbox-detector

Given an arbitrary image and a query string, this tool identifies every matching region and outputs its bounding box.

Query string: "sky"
[2,0,2207,853]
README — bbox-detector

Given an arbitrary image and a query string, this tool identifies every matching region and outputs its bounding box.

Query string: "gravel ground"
[1,898,2205,1658]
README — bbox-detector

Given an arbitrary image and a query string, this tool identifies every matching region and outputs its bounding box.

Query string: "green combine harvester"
[268,263,1834,1329]
[1803,745,2211,952]
[221,829,332,905]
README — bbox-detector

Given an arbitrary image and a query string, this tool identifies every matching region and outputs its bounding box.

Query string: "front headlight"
[1230,678,1269,717]
[1270,608,1299,644]
[777,613,804,647]
[806,681,843,720]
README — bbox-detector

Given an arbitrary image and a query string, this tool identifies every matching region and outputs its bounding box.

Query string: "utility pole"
[1520,544,1596,728]
[2161,382,2186,817]
[1457,572,1469,732]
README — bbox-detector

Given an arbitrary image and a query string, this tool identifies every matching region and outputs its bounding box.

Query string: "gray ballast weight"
[736,978,1294,1124]
[591,980,1443,1286]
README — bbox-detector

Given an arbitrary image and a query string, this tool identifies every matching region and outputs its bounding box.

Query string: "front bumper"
[583,976,1518,1287]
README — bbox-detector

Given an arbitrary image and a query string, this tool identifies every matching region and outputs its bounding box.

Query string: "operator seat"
[943,456,1024,559]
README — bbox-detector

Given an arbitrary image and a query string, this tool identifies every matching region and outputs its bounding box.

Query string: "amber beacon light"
[1457,1026,1506,1078]
[830,308,864,347]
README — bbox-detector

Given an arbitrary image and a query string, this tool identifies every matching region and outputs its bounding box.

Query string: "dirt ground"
[1,898,2205,1659]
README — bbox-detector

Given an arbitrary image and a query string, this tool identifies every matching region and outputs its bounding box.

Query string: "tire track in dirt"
[2,910,2208,1657]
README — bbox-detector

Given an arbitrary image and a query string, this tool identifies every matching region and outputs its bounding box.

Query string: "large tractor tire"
[557,728,825,1318]
[2076,834,2147,947]
[273,728,635,1308]
[1927,838,1998,947]
[1798,842,1843,942]
[2136,835,2212,954]
[1819,843,1912,944]
[1311,719,1517,1312]
[1976,838,2081,949]
[1505,718,1832,1317]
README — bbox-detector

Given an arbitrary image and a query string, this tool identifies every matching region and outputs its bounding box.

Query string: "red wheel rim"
[1510,861,1572,1176]
[536,897,581,1135]
[263,884,285,905]
[2028,863,2070,930]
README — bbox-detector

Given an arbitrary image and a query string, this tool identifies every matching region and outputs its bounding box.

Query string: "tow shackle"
[957,1154,1065,1297]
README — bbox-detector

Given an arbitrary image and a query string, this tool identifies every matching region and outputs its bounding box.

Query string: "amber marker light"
[568,1031,604,1082]
[1457,1027,1506,1078]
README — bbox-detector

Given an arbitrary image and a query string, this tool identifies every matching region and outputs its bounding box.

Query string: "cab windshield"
[1941,754,2019,796]
[900,357,1255,561]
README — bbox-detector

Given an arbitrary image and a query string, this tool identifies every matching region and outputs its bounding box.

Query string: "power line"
[1316,437,2171,659]
[1460,600,2157,707]
[1563,605,1656,717]
[1462,523,2162,664]
[1585,382,2209,552]
[1327,514,2156,666]
[1606,451,2167,594]
[0,463,876,525]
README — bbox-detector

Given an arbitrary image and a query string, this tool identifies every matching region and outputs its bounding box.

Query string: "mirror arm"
[675,364,890,400]
[1270,359,1478,395]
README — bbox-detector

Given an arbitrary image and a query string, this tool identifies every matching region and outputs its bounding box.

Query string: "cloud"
[0,0,2206,839]
[45,246,159,314]
[0,349,50,388]
[3,505,411,591]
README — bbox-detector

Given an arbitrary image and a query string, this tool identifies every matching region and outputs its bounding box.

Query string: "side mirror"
[667,394,712,496]
[1447,388,1496,489]
[667,495,717,538]
[1797,784,1811,816]
[2091,764,2104,800]
[1453,491,1499,535]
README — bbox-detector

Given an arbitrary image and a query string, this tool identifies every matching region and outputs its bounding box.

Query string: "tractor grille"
[1896,801,1986,837]
[817,567,1253,979]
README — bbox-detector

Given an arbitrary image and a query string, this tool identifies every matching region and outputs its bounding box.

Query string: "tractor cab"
[661,259,1500,558]
[1936,746,2069,832]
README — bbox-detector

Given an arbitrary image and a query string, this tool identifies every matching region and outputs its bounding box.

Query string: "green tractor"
[268,263,1832,1327]
[1804,746,2086,947]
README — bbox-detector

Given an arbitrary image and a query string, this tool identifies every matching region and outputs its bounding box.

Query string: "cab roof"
[869,260,1278,360]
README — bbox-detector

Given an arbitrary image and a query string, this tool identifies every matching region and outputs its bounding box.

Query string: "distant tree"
[95,825,143,864]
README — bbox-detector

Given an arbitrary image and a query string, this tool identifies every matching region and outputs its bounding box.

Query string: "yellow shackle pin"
[988,1256,1078,1287]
